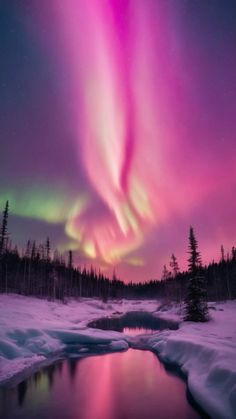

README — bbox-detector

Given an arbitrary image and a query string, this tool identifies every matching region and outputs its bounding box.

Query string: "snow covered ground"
[145,302,236,419]
[0,295,235,419]
[0,295,157,383]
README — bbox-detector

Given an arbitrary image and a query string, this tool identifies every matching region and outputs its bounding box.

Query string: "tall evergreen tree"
[46,237,51,262]
[220,244,225,262]
[0,201,9,257]
[170,253,179,277]
[162,264,170,281]
[68,250,73,269]
[184,226,208,322]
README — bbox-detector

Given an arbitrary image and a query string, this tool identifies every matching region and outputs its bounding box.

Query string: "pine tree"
[184,226,208,322]
[0,201,9,257]
[68,250,73,269]
[31,241,36,260]
[220,245,225,262]
[162,264,170,281]
[46,237,51,262]
[68,250,73,297]
[169,253,181,301]
[169,253,179,277]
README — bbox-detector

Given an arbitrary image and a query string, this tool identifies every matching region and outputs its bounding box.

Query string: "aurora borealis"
[1,0,236,282]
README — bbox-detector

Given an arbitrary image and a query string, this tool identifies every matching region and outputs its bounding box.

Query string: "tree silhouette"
[0,201,9,257]
[162,264,170,281]
[170,254,179,277]
[220,245,225,262]
[68,250,73,269]
[184,227,208,322]
[0,201,236,302]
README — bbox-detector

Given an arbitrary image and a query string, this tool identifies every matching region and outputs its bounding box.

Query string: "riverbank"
[0,295,235,418]
[0,295,156,383]
[145,301,236,419]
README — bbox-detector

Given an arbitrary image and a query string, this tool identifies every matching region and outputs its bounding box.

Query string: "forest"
[0,201,235,303]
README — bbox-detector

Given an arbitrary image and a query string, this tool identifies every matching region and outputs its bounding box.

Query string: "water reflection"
[69,359,78,382]
[47,364,57,388]
[17,381,27,406]
[88,311,178,335]
[0,349,201,419]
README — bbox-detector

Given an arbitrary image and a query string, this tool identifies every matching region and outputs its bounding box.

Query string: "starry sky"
[1,0,236,283]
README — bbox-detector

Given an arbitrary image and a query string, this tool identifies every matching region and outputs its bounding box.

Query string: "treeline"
[129,251,236,302]
[121,235,236,304]
[0,202,124,300]
[0,201,235,302]
[0,243,125,301]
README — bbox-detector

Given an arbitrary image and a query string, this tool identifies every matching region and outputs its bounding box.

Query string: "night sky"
[1,0,236,282]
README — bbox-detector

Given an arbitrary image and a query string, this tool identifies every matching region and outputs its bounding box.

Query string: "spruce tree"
[46,237,51,262]
[170,253,179,277]
[184,226,208,322]
[68,250,73,269]
[162,264,170,281]
[220,245,225,262]
[0,201,9,257]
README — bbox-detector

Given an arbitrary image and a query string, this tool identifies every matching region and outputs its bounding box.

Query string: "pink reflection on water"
[122,327,155,336]
[65,350,199,419]
[1,350,200,419]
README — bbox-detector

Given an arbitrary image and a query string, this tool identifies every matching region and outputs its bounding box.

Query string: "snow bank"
[0,295,156,383]
[145,302,236,419]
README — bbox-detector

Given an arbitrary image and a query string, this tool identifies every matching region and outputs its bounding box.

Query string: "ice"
[109,340,129,351]
[0,340,21,359]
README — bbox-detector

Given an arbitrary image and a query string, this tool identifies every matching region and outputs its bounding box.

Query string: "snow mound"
[146,303,236,419]
[0,295,156,384]
[109,340,129,351]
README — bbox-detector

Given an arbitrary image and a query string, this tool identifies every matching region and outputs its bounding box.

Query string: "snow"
[145,302,236,419]
[0,295,156,383]
[0,295,236,419]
